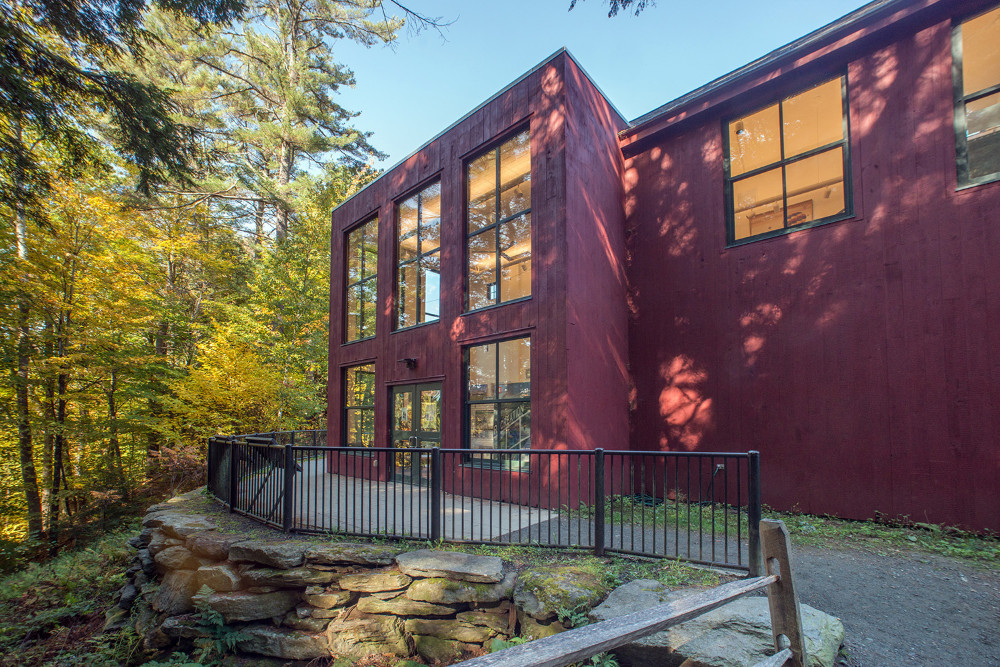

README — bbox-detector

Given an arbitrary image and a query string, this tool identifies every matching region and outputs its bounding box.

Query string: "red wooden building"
[329,0,1000,532]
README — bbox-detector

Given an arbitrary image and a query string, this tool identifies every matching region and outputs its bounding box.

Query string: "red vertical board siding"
[327,52,632,509]
[624,17,1000,531]
[563,57,630,454]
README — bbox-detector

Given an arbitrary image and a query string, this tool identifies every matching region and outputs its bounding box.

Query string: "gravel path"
[793,543,1000,666]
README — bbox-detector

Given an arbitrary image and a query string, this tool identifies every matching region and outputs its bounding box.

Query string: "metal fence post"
[289,431,296,446]
[594,448,606,557]
[207,438,215,494]
[283,443,295,532]
[430,447,442,542]
[748,450,762,576]
[228,438,239,512]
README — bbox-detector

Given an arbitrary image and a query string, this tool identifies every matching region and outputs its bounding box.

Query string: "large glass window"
[954,5,1000,186]
[396,182,441,328]
[465,337,530,461]
[467,130,531,310]
[725,77,851,243]
[345,218,378,342]
[344,363,375,449]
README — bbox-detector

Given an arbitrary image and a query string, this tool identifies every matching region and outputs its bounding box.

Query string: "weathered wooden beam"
[453,574,778,667]
[752,647,793,667]
[760,519,808,667]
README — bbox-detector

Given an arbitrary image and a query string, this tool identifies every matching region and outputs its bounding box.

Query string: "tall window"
[954,5,1000,186]
[345,218,378,342]
[467,130,531,310]
[465,337,530,457]
[396,182,441,328]
[725,76,851,243]
[344,363,375,449]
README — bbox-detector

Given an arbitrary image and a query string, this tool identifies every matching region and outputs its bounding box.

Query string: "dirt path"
[792,543,1000,666]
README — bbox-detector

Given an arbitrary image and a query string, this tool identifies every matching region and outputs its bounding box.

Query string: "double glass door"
[391,382,442,484]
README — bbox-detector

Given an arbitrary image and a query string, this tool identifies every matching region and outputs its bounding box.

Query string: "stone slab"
[406,572,515,604]
[338,571,412,592]
[396,549,504,583]
[305,543,402,566]
[229,540,313,569]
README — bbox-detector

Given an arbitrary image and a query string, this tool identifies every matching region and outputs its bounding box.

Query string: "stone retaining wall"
[110,491,844,666]
[110,492,583,663]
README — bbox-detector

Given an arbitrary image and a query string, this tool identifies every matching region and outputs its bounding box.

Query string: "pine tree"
[133,0,431,240]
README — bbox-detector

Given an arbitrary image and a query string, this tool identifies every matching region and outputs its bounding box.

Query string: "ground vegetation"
[0,0,423,573]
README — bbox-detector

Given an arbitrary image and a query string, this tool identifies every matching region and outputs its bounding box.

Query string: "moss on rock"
[513,565,610,620]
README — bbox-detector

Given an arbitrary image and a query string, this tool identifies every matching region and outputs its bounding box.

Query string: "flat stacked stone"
[396,549,504,583]
[305,543,402,566]
[406,572,516,604]
[338,571,412,592]
[228,541,313,569]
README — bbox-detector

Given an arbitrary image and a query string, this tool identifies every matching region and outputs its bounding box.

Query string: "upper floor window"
[466,130,531,311]
[345,217,378,342]
[396,182,441,329]
[724,76,851,244]
[954,5,1000,186]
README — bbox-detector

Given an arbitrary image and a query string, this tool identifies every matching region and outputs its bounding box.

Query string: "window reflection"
[466,130,531,310]
[344,364,375,448]
[726,76,850,242]
[958,6,1000,184]
[465,337,530,463]
[345,218,378,342]
[396,182,442,328]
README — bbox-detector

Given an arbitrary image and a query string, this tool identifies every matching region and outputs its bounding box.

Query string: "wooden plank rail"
[455,520,804,667]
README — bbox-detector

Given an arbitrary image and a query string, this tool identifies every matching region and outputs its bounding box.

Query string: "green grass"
[766,508,1000,565]
[564,495,747,539]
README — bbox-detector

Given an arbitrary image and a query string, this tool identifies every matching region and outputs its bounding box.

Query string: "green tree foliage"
[131,0,409,240]
[0,0,246,211]
[0,0,427,574]
[568,0,654,17]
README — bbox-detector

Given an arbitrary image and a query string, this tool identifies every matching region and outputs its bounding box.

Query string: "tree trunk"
[42,319,55,532]
[12,115,43,540]
[146,320,169,468]
[254,200,265,258]
[107,368,125,494]
[275,142,292,241]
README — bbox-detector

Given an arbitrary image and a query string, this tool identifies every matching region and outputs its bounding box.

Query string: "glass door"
[391,382,442,485]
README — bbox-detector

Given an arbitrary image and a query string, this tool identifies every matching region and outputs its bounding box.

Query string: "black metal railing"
[206,433,762,574]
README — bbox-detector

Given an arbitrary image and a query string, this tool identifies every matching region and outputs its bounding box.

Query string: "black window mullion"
[494,147,502,306]
[778,98,788,230]
[966,81,1000,104]
[415,192,423,322]
[732,140,845,182]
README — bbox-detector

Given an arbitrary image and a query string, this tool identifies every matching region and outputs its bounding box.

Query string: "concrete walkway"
[239,455,751,569]
[289,456,556,541]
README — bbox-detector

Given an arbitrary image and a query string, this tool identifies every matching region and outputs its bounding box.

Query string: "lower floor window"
[465,337,531,466]
[344,363,375,449]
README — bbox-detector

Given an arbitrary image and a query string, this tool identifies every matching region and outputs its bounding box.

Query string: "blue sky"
[334,0,870,168]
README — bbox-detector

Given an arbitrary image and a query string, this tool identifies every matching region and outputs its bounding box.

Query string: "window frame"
[723,74,854,247]
[462,335,532,470]
[343,216,378,344]
[394,180,442,331]
[464,127,532,312]
[342,362,376,454]
[952,5,1000,189]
